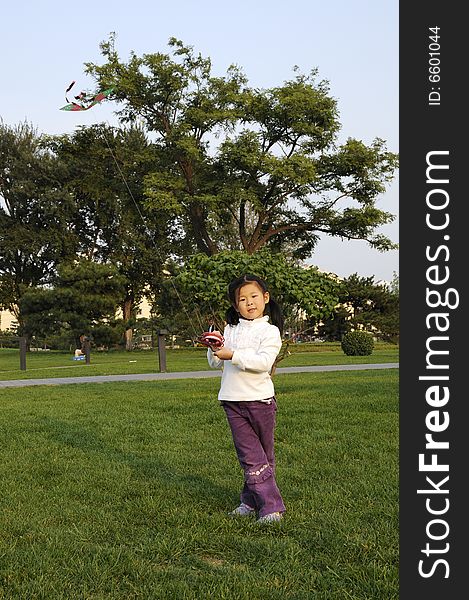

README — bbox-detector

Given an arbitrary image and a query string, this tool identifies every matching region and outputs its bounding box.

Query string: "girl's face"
[235,282,270,321]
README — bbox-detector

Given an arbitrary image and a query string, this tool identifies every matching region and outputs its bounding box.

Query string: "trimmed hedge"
[341,330,374,356]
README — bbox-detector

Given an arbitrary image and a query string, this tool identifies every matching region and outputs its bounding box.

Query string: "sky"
[1,0,398,283]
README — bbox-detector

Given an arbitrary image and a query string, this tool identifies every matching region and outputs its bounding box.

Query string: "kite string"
[104,127,292,364]
[100,124,291,371]
[100,125,214,340]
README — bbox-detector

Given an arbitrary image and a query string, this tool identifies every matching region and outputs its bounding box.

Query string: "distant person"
[75,335,89,358]
[207,274,285,524]
[207,317,216,333]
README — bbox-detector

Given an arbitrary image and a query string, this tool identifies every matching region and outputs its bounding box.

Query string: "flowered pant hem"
[222,398,286,517]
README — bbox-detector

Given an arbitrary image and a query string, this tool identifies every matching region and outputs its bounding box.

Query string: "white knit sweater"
[207,316,282,402]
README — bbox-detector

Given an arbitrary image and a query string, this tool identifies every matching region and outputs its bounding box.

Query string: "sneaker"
[229,503,256,517]
[256,511,283,524]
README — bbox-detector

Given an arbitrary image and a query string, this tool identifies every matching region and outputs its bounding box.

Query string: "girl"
[207,274,286,523]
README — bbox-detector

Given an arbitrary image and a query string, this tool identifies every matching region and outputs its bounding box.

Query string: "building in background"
[0,310,16,331]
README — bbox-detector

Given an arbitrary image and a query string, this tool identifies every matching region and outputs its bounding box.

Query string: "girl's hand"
[212,346,234,360]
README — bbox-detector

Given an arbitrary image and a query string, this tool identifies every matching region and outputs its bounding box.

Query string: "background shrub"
[341,330,374,356]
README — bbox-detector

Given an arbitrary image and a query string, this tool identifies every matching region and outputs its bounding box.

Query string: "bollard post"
[83,338,91,365]
[19,336,27,371]
[157,329,168,372]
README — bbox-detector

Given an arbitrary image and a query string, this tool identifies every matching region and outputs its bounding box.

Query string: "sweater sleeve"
[231,326,282,373]
[207,347,223,369]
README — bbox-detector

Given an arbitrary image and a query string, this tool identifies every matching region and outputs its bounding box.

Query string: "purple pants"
[222,398,285,517]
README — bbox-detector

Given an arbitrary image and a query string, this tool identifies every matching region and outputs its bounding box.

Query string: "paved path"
[0,363,398,388]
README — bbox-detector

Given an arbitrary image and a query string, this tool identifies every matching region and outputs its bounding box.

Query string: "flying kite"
[60,81,114,111]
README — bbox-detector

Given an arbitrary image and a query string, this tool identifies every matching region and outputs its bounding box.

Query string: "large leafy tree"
[85,35,398,260]
[154,250,342,341]
[47,124,183,349]
[0,121,78,328]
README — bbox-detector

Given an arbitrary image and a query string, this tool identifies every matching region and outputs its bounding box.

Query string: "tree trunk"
[123,295,134,351]
[188,202,218,255]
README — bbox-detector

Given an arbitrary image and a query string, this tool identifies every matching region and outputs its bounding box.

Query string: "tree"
[47,123,183,350]
[344,273,399,341]
[85,35,398,260]
[154,250,342,340]
[317,273,399,342]
[20,259,126,347]
[309,304,350,342]
[0,121,78,328]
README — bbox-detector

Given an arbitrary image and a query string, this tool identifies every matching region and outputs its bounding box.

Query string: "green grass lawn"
[0,343,399,381]
[0,370,398,599]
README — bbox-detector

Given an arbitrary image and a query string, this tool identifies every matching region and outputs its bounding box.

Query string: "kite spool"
[197,330,224,348]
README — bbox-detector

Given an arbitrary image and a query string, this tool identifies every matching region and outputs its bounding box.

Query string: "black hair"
[225,274,284,335]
